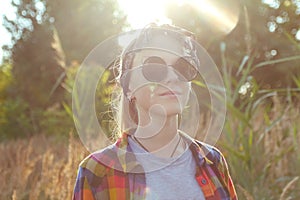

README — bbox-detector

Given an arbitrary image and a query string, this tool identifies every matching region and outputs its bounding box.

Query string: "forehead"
[131,35,183,65]
[145,35,183,53]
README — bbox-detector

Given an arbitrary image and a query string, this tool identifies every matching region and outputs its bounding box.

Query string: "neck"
[133,112,183,157]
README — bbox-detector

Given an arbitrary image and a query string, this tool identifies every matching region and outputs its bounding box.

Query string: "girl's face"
[125,36,193,118]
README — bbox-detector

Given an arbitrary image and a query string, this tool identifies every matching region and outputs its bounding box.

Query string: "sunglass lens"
[174,58,197,81]
[142,57,168,81]
[142,63,167,82]
[143,56,166,65]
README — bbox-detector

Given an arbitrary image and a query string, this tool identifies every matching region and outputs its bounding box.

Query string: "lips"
[159,91,181,96]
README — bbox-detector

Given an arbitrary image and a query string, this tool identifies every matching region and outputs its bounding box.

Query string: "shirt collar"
[114,131,214,171]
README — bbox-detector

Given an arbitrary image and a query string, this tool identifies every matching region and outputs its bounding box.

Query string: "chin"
[163,104,183,116]
[147,103,181,116]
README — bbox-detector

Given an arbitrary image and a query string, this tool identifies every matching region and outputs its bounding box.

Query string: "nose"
[164,67,181,83]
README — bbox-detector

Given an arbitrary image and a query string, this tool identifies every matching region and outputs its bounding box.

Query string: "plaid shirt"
[73,133,237,200]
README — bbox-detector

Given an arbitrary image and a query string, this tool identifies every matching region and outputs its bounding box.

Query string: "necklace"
[132,135,182,158]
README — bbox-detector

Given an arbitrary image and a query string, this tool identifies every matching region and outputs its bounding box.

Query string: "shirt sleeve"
[72,167,96,200]
[218,153,238,200]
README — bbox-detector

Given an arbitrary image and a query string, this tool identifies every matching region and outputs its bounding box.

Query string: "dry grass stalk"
[0,133,89,200]
[263,96,297,181]
[11,190,17,200]
[279,176,299,200]
[237,184,254,200]
[222,95,300,198]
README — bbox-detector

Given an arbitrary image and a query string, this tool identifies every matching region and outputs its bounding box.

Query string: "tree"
[3,0,65,108]
[1,0,128,137]
[47,0,128,63]
[11,24,66,108]
[243,0,300,87]
[3,0,128,108]
[166,0,300,88]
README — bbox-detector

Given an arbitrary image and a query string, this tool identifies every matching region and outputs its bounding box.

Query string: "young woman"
[73,23,237,200]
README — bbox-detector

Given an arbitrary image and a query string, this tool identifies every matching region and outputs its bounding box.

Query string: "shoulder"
[73,145,122,199]
[79,143,120,177]
[183,135,238,199]
[192,139,233,182]
[78,133,139,177]
[179,131,224,165]
[191,139,225,166]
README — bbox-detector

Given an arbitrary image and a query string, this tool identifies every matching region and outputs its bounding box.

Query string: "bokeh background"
[0,0,300,199]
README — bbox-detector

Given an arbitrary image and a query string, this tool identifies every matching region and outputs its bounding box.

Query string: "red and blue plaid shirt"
[73,133,237,200]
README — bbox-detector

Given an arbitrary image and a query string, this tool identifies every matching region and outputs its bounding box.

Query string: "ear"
[126,90,133,100]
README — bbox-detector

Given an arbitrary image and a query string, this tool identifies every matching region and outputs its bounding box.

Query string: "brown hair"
[112,23,199,137]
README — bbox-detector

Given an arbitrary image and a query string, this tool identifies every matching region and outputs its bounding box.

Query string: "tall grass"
[2,99,299,199]
[0,133,89,200]
[2,103,299,200]
[217,42,300,199]
[221,95,300,199]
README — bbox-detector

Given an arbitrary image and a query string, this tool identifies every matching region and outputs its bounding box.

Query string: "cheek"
[182,82,191,92]
[179,81,191,96]
[133,86,154,111]
[134,86,151,99]
[179,82,191,105]
[127,71,149,93]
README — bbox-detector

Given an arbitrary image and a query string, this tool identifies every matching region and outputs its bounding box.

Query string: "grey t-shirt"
[128,136,205,200]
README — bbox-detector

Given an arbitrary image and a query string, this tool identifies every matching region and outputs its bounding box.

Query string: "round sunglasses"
[120,56,198,85]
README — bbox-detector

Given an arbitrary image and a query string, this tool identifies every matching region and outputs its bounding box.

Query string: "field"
[0,133,89,200]
[1,96,299,200]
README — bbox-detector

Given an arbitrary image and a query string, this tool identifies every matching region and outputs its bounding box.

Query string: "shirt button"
[201,179,207,184]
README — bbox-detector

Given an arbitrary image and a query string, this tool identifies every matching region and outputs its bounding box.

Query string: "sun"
[117,0,173,29]
[189,0,240,34]
[117,0,239,34]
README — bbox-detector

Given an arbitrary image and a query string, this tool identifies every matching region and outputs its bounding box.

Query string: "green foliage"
[36,61,78,139]
[0,64,33,140]
[39,104,74,139]
[11,24,66,109]
[0,63,13,101]
[2,0,67,110]
[0,97,33,140]
[47,0,128,62]
[0,62,75,141]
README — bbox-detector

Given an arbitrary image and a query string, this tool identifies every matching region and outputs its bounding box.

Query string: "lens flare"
[187,0,240,35]
[118,0,239,35]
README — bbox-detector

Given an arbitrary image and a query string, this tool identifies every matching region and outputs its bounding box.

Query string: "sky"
[0,0,176,64]
[0,0,16,64]
[0,0,281,64]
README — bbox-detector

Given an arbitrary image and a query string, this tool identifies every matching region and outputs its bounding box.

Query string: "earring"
[130,96,136,103]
